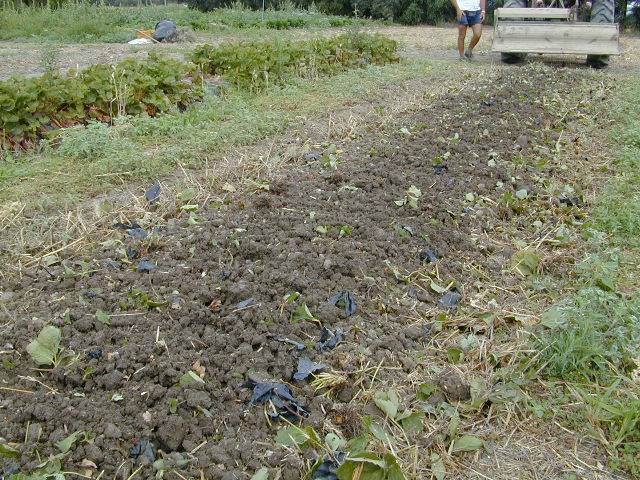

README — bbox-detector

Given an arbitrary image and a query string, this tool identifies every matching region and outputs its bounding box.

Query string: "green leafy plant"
[55,431,82,454]
[191,32,399,92]
[279,291,300,314]
[395,185,422,210]
[321,152,341,170]
[95,309,110,325]
[273,420,410,479]
[511,249,541,277]
[26,326,61,366]
[339,225,353,238]
[129,289,166,309]
[180,370,205,386]
[373,389,425,436]
[292,303,318,324]
[1,54,203,149]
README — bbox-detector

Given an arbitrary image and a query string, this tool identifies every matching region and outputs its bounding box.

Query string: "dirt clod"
[438,370,471,402]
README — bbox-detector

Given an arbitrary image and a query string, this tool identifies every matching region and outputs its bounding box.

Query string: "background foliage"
[3,0,638,27]
[184,0,639,26]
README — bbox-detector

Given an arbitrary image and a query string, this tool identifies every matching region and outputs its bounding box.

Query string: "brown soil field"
[0,63,619,479]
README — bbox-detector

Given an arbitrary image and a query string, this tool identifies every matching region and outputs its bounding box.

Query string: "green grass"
[0,3,369,43]
[0,59,433,207]
[531,80,640,476]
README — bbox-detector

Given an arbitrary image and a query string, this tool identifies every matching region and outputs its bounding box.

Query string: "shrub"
[0,54,203,149]
[399,2,423,25]
[190,32,399,91]
[185,0,227,12]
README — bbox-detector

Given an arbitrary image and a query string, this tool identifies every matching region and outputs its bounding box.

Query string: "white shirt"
[457,0,481,10]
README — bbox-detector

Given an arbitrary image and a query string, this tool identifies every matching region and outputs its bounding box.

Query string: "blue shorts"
[459,10,482,26]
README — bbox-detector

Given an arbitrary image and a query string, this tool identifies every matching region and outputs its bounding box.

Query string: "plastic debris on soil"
[401,225,416,236]
[169,293,183,310]
[293,357,327,381]
[419,248,439,263]
[558,196,583,207]
[137,259,157,273]
[153,20,177,42]
[304,151,322,161]
[127,227,148,240]
[274,336,306,351]
[82,289,101,299]
[145,180,161,205]
[312,452,346,480]
[87,348,103,360]
[317,327,344,352]
[2,464,20,477]
[113,221,140,230]
[126,247,140,260]
[129,438,156,463]
[328,291,357,317]
[102,259,122,270]
[439,291,462,310]
[246,380,309,420]
[234,298,255,310]
[204,78,231,97]
[113,221,148,240]
[128,38,153,45]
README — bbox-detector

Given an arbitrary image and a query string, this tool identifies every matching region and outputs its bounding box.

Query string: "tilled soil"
[1,67,585,479]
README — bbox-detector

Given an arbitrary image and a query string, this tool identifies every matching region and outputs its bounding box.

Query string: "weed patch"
[0,4,369,43]
[531,81,640,475]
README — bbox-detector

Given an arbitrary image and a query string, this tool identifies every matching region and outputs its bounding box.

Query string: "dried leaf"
[430,453,446,480]
[180,371,205,386]
[452,435,484,453]
[250,468,269,480]
[56,431,81,453]
[373,389,400,419]
[26,325,61,366]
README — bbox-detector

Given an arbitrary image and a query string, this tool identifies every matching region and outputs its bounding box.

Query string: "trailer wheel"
[500,0,529,64]
[587,0,614,68]
[501,52,527,63]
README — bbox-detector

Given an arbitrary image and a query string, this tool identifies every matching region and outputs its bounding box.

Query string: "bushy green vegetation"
[189,0,457,25]
[191,32,398,90]
[0,2,366,43]
[0,32,398,149]
[0,54,202,148]
[0,60,429,205]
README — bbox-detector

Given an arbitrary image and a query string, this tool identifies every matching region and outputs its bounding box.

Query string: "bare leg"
[457,25,467,56]
[469,23,483,50]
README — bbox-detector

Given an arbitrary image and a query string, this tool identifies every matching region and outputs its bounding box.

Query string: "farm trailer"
[492,0,620,68]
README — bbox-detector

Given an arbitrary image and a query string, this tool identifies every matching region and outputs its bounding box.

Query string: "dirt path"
[0,61,626,479]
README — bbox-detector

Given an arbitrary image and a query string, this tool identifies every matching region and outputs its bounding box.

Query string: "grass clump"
[191,32,399,91]
[205,6,359,29]
[0,3,366,43]
[531,81,640,476]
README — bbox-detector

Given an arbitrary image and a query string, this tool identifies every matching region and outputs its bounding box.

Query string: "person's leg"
[457,24,468,57]
[469,23,483,49]
[467,23,483,55]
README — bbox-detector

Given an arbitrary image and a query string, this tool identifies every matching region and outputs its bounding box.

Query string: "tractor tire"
[501,0,529,64]
[587,0,614,68]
